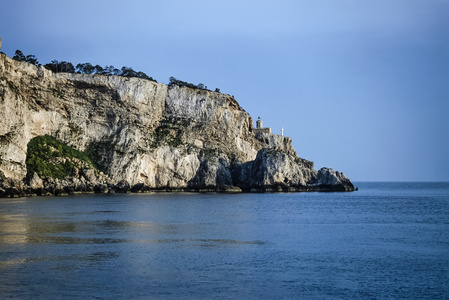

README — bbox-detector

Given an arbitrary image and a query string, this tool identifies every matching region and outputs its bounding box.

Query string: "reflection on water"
[0,214,28,244]
[0,211,265,246]
[0,186,448,299]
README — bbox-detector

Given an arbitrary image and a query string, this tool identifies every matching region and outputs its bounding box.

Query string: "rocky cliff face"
[0,52,354,196]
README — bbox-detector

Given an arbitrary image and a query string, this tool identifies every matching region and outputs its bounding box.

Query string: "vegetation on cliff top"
[12,49,157,82]
[11,49,223,92]
[12,50,39,65]
[168,76,220,93]
[26,135,97,179]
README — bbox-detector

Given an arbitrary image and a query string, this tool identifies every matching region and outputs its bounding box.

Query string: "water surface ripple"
[0,182,448,299]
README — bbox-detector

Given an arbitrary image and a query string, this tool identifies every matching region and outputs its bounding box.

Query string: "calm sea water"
[0,182,448,299]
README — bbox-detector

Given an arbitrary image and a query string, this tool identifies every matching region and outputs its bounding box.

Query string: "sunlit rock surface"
[0,52,354,196]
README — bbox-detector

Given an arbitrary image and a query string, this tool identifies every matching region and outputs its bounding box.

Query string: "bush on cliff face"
[151,117,189,148]
[26,135,97,179]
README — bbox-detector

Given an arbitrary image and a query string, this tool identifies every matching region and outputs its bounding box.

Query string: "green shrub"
[26,135,97,179]
[151,118,189,148]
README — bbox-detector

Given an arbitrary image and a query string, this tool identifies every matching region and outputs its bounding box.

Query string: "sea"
[0,182,448,299]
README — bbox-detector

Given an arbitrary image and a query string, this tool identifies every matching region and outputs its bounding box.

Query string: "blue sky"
[1,0,448,181]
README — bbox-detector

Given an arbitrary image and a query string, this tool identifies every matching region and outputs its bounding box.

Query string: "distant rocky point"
[0,47,354,197]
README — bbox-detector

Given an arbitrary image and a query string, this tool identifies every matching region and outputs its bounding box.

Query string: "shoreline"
[0,183,355,198]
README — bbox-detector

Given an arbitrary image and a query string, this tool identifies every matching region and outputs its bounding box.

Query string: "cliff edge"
[0,52,354,196]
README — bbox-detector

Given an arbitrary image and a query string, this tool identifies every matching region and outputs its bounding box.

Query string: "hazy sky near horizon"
[1,0,448,181]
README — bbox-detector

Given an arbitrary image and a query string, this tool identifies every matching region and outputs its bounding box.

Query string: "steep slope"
[0,52,354,196]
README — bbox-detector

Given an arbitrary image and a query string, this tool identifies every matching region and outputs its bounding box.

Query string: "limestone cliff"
[0,52,354,196]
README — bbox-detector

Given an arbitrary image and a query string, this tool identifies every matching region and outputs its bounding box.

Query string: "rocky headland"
[0,51,354,197]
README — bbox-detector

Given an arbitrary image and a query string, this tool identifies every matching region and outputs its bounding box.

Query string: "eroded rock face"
[29,173,43,189]
[308,167,354,191]
[0,52,354,196]
[231,148,349,192]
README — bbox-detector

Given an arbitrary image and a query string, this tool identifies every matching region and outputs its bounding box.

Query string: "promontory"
[0,51,354,197]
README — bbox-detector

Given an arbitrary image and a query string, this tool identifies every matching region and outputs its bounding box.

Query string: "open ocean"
[0,182,448,299]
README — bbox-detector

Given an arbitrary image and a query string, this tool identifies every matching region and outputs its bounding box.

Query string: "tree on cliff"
[103,65,121,76]
[11,49,156,81]
[12,50,25,61]
[169,76,201,89]
[169,76,217,92]
[12,50,39,66]
[76,62,95,74]
[120,66,137,77]
[25,55,38,66]
[44,60,75,73]
[8,46,158,82]
[93,65,104,74]
[121,66,156,81]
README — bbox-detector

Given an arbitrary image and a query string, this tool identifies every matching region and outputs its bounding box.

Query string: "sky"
[0,0,448,181]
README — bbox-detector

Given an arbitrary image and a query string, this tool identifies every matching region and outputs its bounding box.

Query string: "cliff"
[0,52,354,197]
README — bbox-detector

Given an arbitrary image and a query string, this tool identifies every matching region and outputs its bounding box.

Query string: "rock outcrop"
[0,52,354,197]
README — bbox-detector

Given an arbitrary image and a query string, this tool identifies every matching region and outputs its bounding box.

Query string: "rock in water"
[0,52,354,196]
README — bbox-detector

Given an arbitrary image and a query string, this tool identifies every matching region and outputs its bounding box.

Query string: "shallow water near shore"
[1,182,448,299]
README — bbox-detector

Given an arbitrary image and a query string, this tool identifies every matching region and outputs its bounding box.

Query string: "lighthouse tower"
[253,117,271,134]
[256,117,263,129]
